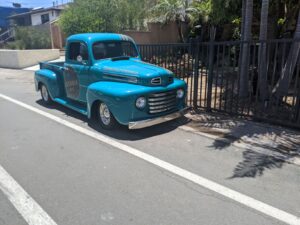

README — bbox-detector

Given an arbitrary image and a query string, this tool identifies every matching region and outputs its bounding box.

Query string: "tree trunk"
[176,19,185,43]
[239,0,253,98]
[258,0,269,101]
[272,11,300,98]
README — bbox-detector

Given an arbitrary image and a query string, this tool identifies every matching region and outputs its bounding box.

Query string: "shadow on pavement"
[229,150,287,178]
[36,100,187,141]
[188,110,300,178]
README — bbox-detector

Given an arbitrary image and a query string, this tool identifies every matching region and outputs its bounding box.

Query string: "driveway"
[0,68,299,225]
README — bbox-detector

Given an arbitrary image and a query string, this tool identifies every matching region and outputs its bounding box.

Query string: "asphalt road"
[0,68,299,225]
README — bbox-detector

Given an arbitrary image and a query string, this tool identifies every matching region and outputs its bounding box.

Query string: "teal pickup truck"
[35,33,188,129]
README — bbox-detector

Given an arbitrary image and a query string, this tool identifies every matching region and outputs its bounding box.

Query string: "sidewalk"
[176,109,300,166]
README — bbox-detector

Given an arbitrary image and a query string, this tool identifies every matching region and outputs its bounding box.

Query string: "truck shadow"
[36,100,186,141]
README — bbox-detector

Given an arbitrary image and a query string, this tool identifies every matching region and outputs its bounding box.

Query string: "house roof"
[68,33,134,44]
[7,7,62,19]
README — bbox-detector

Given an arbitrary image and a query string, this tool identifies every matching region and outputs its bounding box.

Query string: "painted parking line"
[0,164,58,225]
[1,93,300,225]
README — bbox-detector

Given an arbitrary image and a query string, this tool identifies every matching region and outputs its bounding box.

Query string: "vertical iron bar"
[206,38,215,112]
[219,44,226,111]
[214,44,220,109]
[193,39,200,108]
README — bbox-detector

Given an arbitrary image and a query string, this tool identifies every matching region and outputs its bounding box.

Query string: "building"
[0,6,30,32]
[7,6,64,27]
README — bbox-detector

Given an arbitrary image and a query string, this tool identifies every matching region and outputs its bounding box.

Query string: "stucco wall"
[122,22,188,44]
[0,49,60,69]
[31,10,59,26]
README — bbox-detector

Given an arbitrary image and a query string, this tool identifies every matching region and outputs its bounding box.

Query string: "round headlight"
[136,97,146,109]
[176,89,184,98]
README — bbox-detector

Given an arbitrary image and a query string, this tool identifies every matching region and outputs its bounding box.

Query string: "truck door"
[64,41,90,103]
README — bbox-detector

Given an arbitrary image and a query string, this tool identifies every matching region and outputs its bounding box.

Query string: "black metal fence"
[138,39,300,128]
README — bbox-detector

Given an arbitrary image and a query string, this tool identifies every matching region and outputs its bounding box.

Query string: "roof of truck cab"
[67,33,134,44]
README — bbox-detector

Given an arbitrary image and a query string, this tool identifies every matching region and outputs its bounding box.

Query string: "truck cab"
[35,33,188,129]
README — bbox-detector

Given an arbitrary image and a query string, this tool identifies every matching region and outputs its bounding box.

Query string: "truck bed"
[39,61,65,75]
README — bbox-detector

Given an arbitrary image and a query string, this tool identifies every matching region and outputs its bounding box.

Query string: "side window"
[68,42,88,62]
[80,43,88,60]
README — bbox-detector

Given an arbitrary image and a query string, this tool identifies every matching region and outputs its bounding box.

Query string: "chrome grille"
[148,90,177,114]
[151,77,161,85]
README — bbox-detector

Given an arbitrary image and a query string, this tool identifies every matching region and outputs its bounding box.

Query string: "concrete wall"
[0,49,59,69]
[122,22,188,44]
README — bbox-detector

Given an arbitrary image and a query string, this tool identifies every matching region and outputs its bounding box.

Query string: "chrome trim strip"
[150,91,175,97]
[128,107,190,129]
[103,74,138,84]
[149,102,176,110]
[148,95,175,102]
[148,98,176,106]
[151,77,161,85]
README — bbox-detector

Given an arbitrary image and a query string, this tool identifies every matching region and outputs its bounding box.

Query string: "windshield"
[92,41,139,60]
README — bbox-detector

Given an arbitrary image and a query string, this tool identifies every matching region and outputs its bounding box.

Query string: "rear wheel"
[97,102,117,129]
[40,84,52,105]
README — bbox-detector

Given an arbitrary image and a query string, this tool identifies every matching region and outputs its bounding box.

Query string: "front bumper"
[128,107,190,129]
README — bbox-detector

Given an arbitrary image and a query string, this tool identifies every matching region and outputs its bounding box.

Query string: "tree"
[272,11,300,98]
[239,0,253,98]
[118,0,151,31]
[59,0,153,36]
[258,0,270,101]
[148,0,193,42]
[59,0,120,36]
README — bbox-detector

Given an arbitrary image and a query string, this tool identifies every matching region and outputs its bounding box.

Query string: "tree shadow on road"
[188,110,300,178]
[227,136,300,178]
[36,100,189,141]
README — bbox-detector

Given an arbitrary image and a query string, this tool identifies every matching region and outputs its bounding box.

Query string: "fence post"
[206,28,216,111]
[193,38,200,108]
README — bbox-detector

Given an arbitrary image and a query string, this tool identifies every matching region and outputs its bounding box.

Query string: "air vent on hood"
[151,77,161,85]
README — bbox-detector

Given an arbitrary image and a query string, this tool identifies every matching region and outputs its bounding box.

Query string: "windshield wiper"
[111,56,130,61]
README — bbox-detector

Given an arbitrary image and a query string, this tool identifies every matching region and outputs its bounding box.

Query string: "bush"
[11,26,51,49]
[5,40,25,50]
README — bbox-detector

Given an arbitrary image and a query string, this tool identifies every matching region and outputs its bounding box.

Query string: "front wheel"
[40,84,52,105]
[97,102,117,129]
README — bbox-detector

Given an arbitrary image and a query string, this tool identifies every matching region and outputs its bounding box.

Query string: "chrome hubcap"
[41,85,49,101]
[99,103,111,125]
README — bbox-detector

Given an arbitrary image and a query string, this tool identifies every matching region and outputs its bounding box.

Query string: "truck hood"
[94,59,174,86]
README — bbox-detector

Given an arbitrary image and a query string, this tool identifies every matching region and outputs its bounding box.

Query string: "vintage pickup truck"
[35,33,188,129]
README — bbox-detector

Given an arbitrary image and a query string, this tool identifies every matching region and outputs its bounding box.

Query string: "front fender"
[86,81,139,123]
[34,69,59,99]
[86,79,187,125]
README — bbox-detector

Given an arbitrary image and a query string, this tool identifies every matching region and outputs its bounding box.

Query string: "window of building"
[41,13,49,24]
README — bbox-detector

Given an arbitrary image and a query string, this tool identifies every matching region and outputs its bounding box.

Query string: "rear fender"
[34,69,60,99]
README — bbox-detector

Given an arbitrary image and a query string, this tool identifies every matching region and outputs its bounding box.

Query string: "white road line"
[1,93,300,225]
[0,165,57,225]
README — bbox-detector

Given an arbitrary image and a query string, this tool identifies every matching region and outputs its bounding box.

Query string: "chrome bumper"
[128,107,190,129]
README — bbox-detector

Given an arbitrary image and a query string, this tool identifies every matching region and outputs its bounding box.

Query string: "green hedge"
[6,26,51,49]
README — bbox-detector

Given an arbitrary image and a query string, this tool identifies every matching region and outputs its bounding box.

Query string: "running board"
[53,98,88,116]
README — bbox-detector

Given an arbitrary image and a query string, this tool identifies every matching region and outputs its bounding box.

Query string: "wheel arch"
[35,69,60,99]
